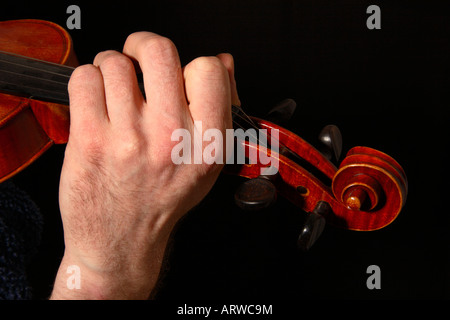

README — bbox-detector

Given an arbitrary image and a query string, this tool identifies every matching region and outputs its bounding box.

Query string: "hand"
[50,32,240,299]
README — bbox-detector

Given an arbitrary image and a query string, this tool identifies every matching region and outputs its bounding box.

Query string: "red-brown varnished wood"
[0,19,77,66]
[0,20,74,183]
[224,117,408,231]
[29,100,70,144]
[0,93,53,183]
[255,117,338,180]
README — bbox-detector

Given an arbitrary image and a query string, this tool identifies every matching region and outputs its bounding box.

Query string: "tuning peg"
[266,98,297,125]
[318,125,343,163]
[234,176,277,211]
[297,201,329,251]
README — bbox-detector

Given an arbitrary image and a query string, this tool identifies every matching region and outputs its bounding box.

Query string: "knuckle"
[98,52,134,73]
[189,56,228,78]
[217,52,234,64]
[141,36,178,62]
[113,132,145,163]
[68,64,100,90]
[118,139,141,158]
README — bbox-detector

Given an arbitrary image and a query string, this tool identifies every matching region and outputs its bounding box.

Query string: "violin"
[0,19,407,250]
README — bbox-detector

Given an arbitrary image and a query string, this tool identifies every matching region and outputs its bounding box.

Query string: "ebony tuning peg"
[234,176,277,211]
[318,125,343,163]
[266,98,297,125]
[297,201,329,251]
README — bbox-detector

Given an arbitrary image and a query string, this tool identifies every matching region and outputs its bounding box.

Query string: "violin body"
[0,19,408,243]
[0,20,74,183]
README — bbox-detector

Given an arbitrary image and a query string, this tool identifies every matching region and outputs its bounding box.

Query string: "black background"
[2,0,449,300]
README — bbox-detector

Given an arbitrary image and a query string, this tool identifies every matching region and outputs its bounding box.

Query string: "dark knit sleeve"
[0,181,43,300]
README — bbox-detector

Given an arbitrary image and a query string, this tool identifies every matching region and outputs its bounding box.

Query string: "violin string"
[232,106,304,164]
[230,114,298,166]
[0,73,70,104]
[0,79,70,104]
[230,110,261,145]
[230,105,277,149]
[231,107,258,131]
[0,51,74,78]
[0,68,69,88]
[231,107,292,157]
[0,51,73,103]
[231,104,259,129]
[0,59,72,79]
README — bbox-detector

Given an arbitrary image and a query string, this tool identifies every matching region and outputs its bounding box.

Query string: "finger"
[122,32,187,118]
[68,64,108,138]
[183,56,232,132]
[93,50,144,127]
[216,53,241,107]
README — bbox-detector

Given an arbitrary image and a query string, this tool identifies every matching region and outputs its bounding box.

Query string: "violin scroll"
[226,108,408,243]
[331,146,408,223]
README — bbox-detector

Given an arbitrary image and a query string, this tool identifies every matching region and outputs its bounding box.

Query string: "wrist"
[50,225,173,300]
[50,254,152,299]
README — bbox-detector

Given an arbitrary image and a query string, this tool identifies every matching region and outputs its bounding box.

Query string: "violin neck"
[0,51,73,105]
